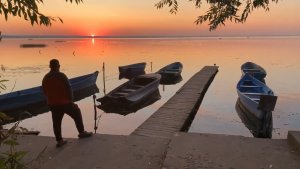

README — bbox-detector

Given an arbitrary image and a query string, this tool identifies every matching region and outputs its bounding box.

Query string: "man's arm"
[61,73,74,101]
[41,76,47,95]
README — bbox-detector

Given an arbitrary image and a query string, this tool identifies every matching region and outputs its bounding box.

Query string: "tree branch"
[0,0,83,26]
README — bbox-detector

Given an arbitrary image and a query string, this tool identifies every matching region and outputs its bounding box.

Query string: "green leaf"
[3,139,19,146]
[14,151,27,160]
[0,112,14,121]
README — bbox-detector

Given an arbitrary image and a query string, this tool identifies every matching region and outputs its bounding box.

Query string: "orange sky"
[0,0,300,36]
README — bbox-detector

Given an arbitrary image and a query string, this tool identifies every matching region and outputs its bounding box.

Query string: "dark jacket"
[42,71,73,106]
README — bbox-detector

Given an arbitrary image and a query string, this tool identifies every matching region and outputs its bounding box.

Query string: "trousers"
[49,103,85,141]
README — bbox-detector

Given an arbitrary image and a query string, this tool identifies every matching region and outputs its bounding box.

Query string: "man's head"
[49,59,60,71]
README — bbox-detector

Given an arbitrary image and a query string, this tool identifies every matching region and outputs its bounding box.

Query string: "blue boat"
[119,70,146,80]
[118,62,146,74]
[236,73,277,138]
[241,62,266,81]
[97,73,161,107]
[157,62,183,80]
[98,89,161,116]
[0,71,99,115]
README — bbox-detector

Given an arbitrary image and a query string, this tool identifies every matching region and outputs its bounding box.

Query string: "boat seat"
[251,98,260,102]
[112,92,128,96]
[129,85,143,89]
[121,89,136,92]
[243,92,266,95]
[243,69,260,71]
[240,85,262,88]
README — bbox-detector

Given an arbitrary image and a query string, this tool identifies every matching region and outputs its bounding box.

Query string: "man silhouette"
[42,59,92,147]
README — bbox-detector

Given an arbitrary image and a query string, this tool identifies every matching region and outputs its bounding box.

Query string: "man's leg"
[65,103,92,138]
[65,103,85,133]
[50,106,65,141]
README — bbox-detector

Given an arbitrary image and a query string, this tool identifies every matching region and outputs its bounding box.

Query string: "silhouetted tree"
[0,0,82,26]
[156,0,279,30]
[1,0,279,30]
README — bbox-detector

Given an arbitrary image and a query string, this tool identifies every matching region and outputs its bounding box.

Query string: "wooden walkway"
[131,66,219,138]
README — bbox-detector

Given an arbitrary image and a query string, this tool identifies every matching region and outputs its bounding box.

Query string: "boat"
[119,70,145,80]
[20,44,47,48]
[241,62,266,81]
[118,62,146,74]
[97,73,161,107]
[236,73,277,137]
[156,62,183,81]
[160,74,182,85]
[98,89,161,116]
[1,84,99,125]
[235,98,272,138]
[0,71,99,120]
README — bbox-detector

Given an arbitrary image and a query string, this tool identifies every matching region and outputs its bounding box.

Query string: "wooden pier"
[131,66,219,138]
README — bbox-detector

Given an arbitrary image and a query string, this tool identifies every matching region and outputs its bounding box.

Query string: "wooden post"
[150,62,153,72]
[102,62,106,95]
[93,95,97,134]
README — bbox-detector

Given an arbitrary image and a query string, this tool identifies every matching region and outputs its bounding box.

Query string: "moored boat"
[98,89,161,116]
[241,62,266,81]
[156,62,183,80]
[118,62,146,74]
[159,74,182,85]
[119,70,146,80]
[236,73,277,137]
[97,73,161,107]
[0,71,99,116]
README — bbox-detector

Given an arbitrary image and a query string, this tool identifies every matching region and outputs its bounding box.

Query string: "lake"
[1,36,300,139]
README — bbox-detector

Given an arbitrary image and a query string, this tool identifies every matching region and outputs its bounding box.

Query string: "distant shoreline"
[1,35,300,40]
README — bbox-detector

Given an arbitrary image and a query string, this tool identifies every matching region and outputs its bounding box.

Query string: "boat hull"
[236,73,276,120]
[241,62,266,81]
[118,62,146,74]
[0,71,99,117]
[157,62,183,83]
[98,73,161,107]
[236,74,276,138]
[98,89,161,116]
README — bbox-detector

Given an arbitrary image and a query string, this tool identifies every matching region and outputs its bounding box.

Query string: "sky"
[0,0,300,36]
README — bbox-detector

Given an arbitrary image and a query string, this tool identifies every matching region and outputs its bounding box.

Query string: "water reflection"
[235,98,273,138]
[97,89,161,116]
[92,38,95,45]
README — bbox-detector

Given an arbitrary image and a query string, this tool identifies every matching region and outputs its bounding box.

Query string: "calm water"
[1,37,300,139]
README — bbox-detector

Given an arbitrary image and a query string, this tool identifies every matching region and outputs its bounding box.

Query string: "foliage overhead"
[0,0,83,26]
[1,0,279,30]
[155,0,279,31]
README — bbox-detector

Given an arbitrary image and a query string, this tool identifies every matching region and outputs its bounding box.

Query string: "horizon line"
[1,34,300,39]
